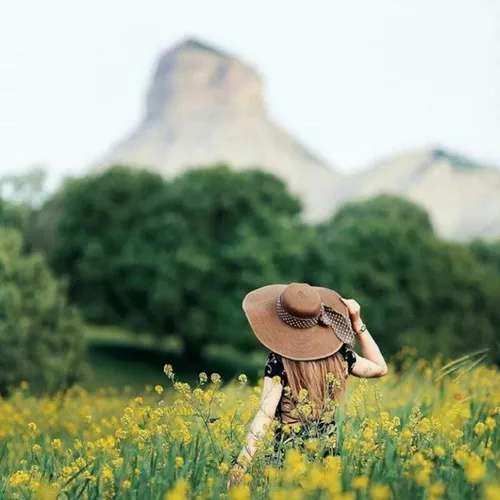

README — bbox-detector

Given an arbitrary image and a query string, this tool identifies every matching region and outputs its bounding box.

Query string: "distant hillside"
[334,148,500,240]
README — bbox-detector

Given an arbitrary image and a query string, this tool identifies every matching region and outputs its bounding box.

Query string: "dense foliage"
[305,196,500,358]
[44,166,306,359]
[0,228,87,396]
[31,165,500,363]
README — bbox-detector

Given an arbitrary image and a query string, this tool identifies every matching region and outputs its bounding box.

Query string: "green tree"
[304,195,500,358]
[156,166,306,359]
[468,239,500,276]
[47,166,179,331]
[0,228,87,396]
[46,165,306,361]
[0,197,30,232]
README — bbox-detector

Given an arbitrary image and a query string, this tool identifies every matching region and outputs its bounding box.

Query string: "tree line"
[1,165,499,393]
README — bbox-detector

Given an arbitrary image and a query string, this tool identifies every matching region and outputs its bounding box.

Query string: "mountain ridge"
[93,38,500,240]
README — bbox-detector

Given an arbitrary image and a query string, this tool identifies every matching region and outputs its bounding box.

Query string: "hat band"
[276,295,356,347]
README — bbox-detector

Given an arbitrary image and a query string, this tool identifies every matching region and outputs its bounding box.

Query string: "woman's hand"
[340,297,364,334]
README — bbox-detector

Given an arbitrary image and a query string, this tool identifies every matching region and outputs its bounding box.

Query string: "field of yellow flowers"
[0,350,499,500]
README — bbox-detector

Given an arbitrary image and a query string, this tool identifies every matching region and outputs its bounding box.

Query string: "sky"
[1,0,500,181]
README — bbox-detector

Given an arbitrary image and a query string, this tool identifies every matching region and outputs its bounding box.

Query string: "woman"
[230,282,388,478]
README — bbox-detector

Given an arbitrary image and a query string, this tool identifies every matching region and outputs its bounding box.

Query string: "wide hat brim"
[242,284,352,361]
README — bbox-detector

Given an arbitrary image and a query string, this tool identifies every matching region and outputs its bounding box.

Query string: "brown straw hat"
[242,283,356,361]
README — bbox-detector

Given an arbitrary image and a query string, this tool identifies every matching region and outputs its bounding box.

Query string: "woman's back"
[229,282,388,484]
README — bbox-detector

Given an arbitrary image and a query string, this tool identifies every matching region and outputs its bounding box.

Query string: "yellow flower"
[417,418,432,434]
[28,422,37,433]
[101,464,114,482]
[199,372,208,384]
[485,417,496,430]
[370,484,391,500]
[164,364,174,379]
[155,385,164,395]
[415,468,430,486]
[229,484,250,500]
[473,422,486,435]
[122,480,131,489]
[264,466,279,482]
[165,478,189,500]
[402,429,412,440]
[464,455,486,484]
[363,427,375,440]
[175,456,184,468]
[351,476,369,490]
[9,471,31,486]
[450,429,464,440]
[51,439,62,451]
[484,484,500,500]
[32,444,42,454]
[211,373,222,385]
[238,374,248,385]
[305,440,318,452]
[427,482,445,499]
[219,462,229,473]
[433,446,446,458]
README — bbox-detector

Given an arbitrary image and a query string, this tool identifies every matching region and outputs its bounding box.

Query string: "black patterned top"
[264,344,357,385]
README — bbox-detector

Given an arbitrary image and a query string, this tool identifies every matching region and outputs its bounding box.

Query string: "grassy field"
[84,326,266,390]
[0,350,498,499]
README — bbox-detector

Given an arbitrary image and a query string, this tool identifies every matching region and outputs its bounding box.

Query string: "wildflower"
[370,484,391,500]
[485,417,496,430]
[484,484,500,500]
[415,468,430,486]
[305,440,318,452]
[175,456,184,468]
[165,478,189,500]
[51,439,62,451]
[402,429,412,440]
[219,462,230,473]
[101,464,114,482]
[417,418,432,434]
[464,455,486,484]
[427,482,445,499]
[450,429,464,440]
[352,476,369,490]
[363,427,375,440]
[297,389,308,403]
[473,422,486,435]
[32,444,42,454]
[199,372,208,384]
[122,480,131,489]
[238,374,248,385]
[164,364,174,379]
[9,471,31,486]
[265,466,279,481]
[433,446,446,458]
[155,385,164,395]
[229,484,250,500]
[28,422,37,434]
[211,373,222,385]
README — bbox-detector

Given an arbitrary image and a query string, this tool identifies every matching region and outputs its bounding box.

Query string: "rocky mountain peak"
[145,37,265,122]
[95,38,337,221]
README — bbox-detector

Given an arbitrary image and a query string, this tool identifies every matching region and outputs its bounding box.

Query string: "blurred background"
[1,0,499,395]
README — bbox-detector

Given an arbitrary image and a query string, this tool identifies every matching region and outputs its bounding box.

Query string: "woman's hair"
[282,351,347,418]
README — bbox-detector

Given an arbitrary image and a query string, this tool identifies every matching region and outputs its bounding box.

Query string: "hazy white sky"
[1,0,500,179]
